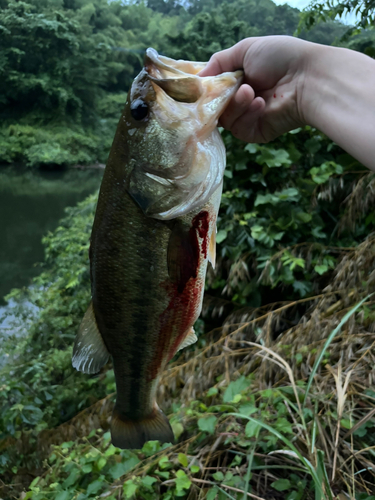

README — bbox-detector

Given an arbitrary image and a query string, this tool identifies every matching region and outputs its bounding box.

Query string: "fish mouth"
[144,48,243,108]
[144,48,206,103]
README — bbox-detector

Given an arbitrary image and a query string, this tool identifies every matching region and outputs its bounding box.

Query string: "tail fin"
[111,404,174,449]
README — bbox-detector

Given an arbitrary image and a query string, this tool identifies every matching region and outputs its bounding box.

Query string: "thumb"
[199,39,254,77]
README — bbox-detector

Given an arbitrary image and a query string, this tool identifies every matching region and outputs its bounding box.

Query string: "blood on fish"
[147,211,210,381]
[176,228,200,293]
[273,93,276,98]
[147,279,202,381]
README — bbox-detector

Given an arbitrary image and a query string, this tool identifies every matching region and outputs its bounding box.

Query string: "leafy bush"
[209,127,373,307]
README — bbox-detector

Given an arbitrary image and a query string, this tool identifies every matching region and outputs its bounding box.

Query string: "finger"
[229,97,266,143]
[219,84,255,130]
[199,38,259,77]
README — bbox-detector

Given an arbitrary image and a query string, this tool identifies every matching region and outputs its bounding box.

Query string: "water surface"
[0,166,103,304]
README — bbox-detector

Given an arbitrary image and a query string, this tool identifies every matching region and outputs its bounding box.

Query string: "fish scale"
[72,48,242,449]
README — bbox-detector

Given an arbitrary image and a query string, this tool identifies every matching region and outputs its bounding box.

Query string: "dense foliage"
[0,0,346,169]
[1,0,375,499]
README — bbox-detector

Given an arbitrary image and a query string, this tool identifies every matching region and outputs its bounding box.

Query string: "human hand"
[200,36,313,143]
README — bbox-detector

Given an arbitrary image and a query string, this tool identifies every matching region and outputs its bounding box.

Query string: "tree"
[299,0,375,34]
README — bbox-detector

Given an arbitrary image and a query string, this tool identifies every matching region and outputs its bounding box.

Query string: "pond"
[0,166,103,306]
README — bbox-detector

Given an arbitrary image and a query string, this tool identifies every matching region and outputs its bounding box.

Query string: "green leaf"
[256,147,292,168]
[141,440,161,456]
[254,193,279,206]
[216,230,227,244]
[61,441,74,449]
[296,211,312,223]
[87,479,103,496]
[190,465,200,473]
[198,415,217,435]
[174,470,191,494]
[223,376,249,403]
[245,420,261,438]
[97,457,106,470]
[212,471,224,481]
[206,487,219,500]
[104,445,117,457]
[244,143,258,154]
[271,479,291,491]
[171,421,184,440]
[158,456,170,469]
[55,492,72,500]
[30,477,40,488]
[178,453,188,467]
[238,404,257,416]
[305,137,321,155]
[141,476,157,490]
[277,187,300,201]
[109,456,140,480]
[155,470,170,479]
[340,418,352,429]
[123,480,138,499]
[207,387,218,397]
[62,469,80,489]
[314,264,328,275]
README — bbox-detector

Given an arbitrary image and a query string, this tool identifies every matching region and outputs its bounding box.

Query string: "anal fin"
[177,327,198,352]
[72,301,110,374]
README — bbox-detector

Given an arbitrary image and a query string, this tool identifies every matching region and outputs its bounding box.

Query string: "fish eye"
[130,99,148,121]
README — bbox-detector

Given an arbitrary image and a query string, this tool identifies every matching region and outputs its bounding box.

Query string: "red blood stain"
[147,278,202,381]
[177,228,200,294]
[281,95,284,98]
[273,93,276,98]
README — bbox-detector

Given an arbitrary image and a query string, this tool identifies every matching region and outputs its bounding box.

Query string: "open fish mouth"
[145,47,243,109]
[145,48,207,103]
[127,49,243,220]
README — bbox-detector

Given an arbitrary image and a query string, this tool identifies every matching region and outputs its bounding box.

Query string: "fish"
[72,48,242,449]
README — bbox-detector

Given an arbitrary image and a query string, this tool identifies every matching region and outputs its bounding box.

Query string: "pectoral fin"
[208,227,216,268]
[177,327,198,352]
[72,302,110,374]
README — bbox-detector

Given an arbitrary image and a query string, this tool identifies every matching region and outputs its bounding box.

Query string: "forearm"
[302,44,375,171]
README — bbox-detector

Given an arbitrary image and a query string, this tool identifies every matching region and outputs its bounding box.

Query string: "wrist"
[298,42,339,130]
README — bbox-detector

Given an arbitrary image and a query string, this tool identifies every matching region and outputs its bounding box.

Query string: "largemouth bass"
[72,49,242,449]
